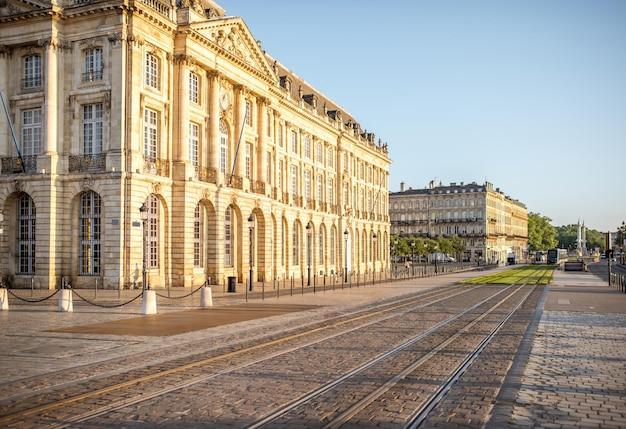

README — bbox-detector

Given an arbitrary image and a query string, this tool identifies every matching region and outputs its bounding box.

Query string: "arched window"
[194,204,203,268]
[80,191,101,275]
[147,195,159,269]
[224,205,233,267]
[330,227,336,265]
[17,193,36,274]
[292,222,299,265]
[318,228,325,264]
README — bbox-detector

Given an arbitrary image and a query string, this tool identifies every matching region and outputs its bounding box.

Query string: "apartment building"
[0,0,391,289]
[389,181,528,264]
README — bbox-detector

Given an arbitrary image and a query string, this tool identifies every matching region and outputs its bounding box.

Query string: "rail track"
[0,282,544,428]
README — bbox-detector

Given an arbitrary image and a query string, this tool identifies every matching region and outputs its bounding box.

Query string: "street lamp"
[306,222,312,286]
[248,214,254,291]
[139,202,148,290]
[344,229,349,282]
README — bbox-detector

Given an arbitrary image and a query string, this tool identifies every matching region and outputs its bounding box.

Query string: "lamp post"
[248,214,254,291]
[306,222,312,286]
[139,203,148,290]
[344,229,349,282]
[434,244,438,274]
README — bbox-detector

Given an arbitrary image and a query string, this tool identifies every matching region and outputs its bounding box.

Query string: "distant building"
[389,181,528,264]
[0,0,391,289]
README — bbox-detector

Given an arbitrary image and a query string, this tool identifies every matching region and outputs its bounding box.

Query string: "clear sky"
[219,0,626,233]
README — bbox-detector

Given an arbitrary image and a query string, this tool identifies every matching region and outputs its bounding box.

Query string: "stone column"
[43,38,58,156]
[257,98,268,188]
[234,85,246,179]
[208,72,220,172]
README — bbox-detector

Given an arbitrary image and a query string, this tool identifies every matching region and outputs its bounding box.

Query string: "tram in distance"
[546,248,568,264]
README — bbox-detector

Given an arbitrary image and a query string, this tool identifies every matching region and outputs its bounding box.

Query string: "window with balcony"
[21,108,42,158]
[83,48,103,82]
[219,120,228,174]
[23,54,41,88]
[83,104,103,155]
[189,122,199,166]
[189,72,199,103]
[145,52,160,89]
[143,108,158,158]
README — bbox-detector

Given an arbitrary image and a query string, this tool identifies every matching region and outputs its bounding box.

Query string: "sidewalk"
[488,265,626,429]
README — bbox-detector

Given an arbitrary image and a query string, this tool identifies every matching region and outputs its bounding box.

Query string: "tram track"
[0,282,543,428]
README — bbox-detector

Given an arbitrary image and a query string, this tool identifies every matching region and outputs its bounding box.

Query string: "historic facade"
[389,181,528,264]
[0,0,391,289]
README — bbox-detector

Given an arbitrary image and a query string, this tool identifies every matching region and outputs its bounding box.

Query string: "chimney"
[400,182,406,192]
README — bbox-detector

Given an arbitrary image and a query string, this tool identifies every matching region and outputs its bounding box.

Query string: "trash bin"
[227,276,236,293]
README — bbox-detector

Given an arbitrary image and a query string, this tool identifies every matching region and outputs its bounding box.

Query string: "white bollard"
[142,289,157,315]
[58,289,73,312]
[200,286,213,308]
[0,288,8,310]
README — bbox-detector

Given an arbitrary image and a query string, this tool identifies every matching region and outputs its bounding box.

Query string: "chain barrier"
[154,283,206,299]
[6,288,60,303]
[71,288,144,308]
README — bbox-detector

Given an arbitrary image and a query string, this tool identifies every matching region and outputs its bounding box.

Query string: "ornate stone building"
[389,181,528,264]
[0,0,391,289]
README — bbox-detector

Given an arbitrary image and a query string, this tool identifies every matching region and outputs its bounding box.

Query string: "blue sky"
[219,0,626,233]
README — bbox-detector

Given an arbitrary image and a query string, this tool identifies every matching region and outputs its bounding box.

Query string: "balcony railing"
[143,155,169,177]
[226,175,243,189]
[69,154,105,172]
[252,180,266,195]
[1,156,37,174]
[195,166,218,184]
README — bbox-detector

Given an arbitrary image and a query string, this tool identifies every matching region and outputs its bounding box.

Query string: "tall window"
[147,195,159,269]
[245,100,251,126]
[327,178,334,205]
[80,191,101,275]
[83,48,103,82]
[304,136,311,159]
[23,54,41,88]
[22,109,42,157]
[245,143,251,179]
[317,143,323,164]
[224,206,233,267]
[143,108,158,158]
[219,119,228,174]
[189,72,199,103]
[290,131,297,153]
[290,165,297,198]
[317,175,323,205]
[189,122,199,166]
[327,147,334,169]
[145,52,159,89]
[278,160,283,190]
[318,229,325,265]
[266,152,272,183]
[330,228,336,265]
[17,193,36,275]
[304,170,311,202]
[83,104,103,155]
[194,204,202,267]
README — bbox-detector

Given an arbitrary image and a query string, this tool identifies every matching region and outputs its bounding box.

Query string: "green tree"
[528,212,557,251]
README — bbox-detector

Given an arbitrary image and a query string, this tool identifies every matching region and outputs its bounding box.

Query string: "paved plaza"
[1,265,625,428]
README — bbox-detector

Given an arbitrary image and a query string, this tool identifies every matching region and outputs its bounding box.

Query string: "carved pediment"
[0,0,50,17]
[191,18,276,81]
